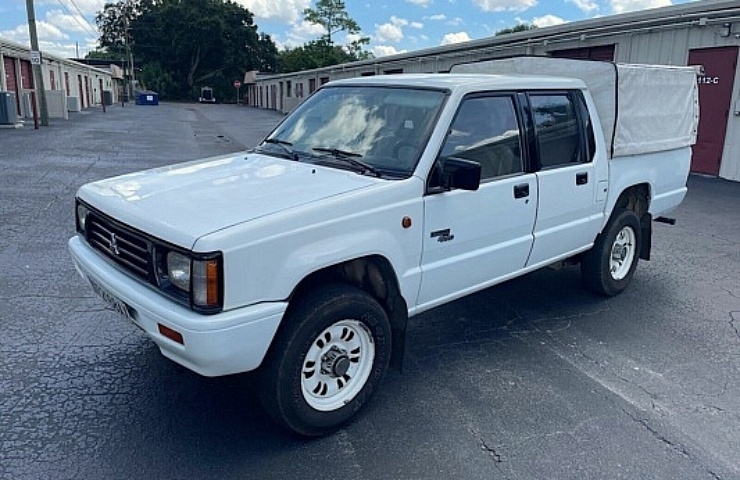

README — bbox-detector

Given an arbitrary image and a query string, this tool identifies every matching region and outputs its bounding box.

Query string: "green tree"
[279,39,355,72]
[280,0,371,73]
[85,47,118,60]
[303,0,360,45]
[96,0,278,100]
[495,23,537,36]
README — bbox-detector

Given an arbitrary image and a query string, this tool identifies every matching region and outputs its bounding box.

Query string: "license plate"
[90,280,139,327]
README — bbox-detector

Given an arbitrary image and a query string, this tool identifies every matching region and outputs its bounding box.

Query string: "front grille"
[87,213,152,280]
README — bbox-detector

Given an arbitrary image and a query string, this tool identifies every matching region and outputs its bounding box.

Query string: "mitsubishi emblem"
[110,233,120,256]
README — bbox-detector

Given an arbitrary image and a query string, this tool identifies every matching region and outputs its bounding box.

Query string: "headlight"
[76,203,90,233]
[167,251,191,292]
[165,251,222,311]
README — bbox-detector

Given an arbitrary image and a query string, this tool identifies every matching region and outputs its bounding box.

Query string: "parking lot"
[1,102,739,480]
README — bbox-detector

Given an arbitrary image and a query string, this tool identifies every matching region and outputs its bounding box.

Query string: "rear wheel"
[581,208,642,296]
[259,284,391,436]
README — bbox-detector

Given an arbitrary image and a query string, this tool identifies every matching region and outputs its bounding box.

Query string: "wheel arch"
[604,183,653,260]
[613,183,651,218]
[283,255,409,368]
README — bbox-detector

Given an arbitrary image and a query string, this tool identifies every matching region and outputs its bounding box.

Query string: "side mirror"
[440,157,481,191]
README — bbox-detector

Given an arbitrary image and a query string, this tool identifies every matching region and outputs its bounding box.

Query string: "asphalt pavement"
[1,102,739,480]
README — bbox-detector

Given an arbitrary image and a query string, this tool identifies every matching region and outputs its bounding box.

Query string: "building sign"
[30,51,41,65]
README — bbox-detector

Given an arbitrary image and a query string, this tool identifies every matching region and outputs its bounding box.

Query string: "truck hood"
[77,152,380,248]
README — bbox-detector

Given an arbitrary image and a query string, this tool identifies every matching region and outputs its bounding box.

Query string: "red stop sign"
[233,80,242,88]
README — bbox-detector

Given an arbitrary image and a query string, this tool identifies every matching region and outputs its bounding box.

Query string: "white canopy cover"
[451,56,699,158]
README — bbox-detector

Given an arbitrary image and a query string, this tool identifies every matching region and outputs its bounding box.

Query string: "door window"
[530,93,588,168]
[439,95,523,181]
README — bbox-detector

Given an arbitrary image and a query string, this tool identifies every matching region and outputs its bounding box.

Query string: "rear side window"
[530,92,590,169]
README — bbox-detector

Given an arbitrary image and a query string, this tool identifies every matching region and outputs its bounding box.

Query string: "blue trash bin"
[136,90,159,106]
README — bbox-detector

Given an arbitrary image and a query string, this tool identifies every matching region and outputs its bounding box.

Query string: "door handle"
[514,183,529,199]
[576,172,589,185]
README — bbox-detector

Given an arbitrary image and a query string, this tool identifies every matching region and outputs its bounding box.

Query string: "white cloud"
[410,21,424,29]
[0,21,69,45]
[45,9,96,36]
[278,20,326,48]
[374,16,409,43]
[425,14,447,20]
[405,0,432,5]
[447,17,464,26]
[373,45,407,57]
[37,0,106,15]
[610,0,672,14]
[346,33,362,43]
[440,31,472,45]
[532,14,567,27]
[0,21,98,58]
[233,0,310,23]
[568,0,600,13]
[472,0,537,12]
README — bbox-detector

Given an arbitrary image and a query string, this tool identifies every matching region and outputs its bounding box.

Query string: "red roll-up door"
[3,57,20,112]
[20,60,33,89]
[688,46,738,176]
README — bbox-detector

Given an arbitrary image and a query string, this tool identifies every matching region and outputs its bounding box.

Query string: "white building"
[251,0,740,181]
[1,37,118,122]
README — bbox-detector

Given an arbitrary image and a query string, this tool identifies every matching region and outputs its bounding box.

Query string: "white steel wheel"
[259,284,391,437]
[609,226,636,281]
[581,208,642,297]
[301,320,375,411]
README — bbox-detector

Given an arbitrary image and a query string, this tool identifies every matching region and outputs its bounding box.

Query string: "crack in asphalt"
[468,427,504,463]
[730,312,740,341]
[479,438,503,462]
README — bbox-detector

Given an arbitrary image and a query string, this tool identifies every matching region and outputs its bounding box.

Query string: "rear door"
[417,93,537,308]
[526,90,604,267]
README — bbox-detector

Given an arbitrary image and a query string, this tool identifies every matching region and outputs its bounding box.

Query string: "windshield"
[259,86,447,178]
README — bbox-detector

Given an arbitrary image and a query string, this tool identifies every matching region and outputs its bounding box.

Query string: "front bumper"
[69,236,287,377]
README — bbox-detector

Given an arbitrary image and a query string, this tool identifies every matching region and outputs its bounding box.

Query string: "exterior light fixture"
[720,22,732,37]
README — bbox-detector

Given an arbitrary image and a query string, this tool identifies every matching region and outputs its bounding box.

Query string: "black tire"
[581,208,642,297]
[259,284,391,437]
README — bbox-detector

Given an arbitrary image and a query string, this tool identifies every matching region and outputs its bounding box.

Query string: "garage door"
[20,59,33,89]
[688,46,738,176]
[4,57,19,112]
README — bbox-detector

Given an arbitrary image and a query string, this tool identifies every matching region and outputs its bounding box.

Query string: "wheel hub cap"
[609,226,636,280]
[321,346,351,378]
[300,319,376,412]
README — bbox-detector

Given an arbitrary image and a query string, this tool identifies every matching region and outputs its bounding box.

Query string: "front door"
[418,94,537,309]
[688,46,738,176]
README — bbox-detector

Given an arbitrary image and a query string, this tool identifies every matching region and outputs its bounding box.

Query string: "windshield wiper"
[261,138,298,161]
[312,147,383,178]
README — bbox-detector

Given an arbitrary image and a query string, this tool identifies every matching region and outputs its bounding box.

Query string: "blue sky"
[0,0,698,59]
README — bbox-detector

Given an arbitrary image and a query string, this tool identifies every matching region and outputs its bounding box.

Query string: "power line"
[66,0,99,35]
[55,0,98,39]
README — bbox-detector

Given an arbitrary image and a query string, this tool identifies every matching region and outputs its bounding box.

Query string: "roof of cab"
[326,73,586,92]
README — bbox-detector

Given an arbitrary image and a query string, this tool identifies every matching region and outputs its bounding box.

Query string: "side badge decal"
[431,229,454,243]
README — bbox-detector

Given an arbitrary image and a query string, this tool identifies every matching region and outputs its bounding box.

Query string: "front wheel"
[581,208,642,296]
[259,284,391,436]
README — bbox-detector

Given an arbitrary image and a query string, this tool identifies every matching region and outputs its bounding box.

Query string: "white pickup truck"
[69,57,698,436]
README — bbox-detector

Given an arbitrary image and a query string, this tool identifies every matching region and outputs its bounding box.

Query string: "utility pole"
[25,0,49,126]
[123,1,136,99]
